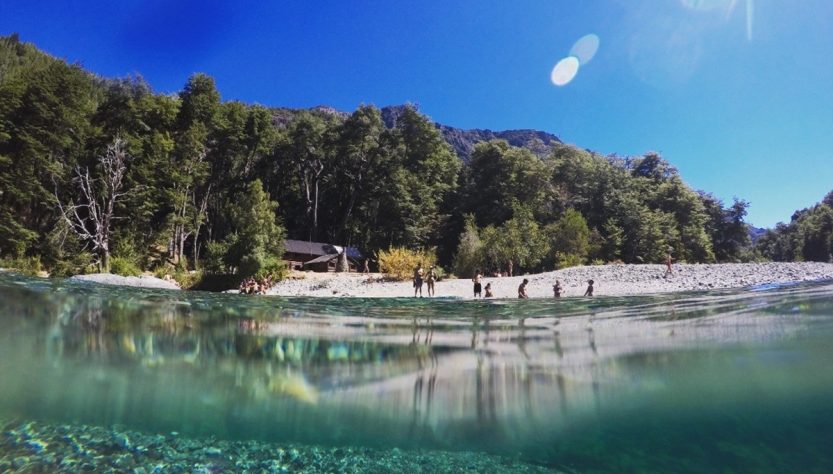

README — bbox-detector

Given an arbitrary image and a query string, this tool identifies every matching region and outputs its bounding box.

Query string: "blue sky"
[2,0,832,227]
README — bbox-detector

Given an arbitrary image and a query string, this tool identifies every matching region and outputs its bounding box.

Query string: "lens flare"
[569,34,600,65]
[551,56,580,86]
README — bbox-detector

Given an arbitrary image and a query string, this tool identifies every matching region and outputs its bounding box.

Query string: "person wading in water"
[426,265,438,297]
[473,270,483,298]
[413,263,424,297]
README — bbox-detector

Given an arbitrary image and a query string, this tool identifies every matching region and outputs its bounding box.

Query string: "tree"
[547,209,590,268]
[381,105,460,248]
[462,140,554,227]
[224,180,286,277]
[452,214,484,277]
[481,203,547,273]
[168,73,220,268]
[56,137,132,272]
[286,111,329,241]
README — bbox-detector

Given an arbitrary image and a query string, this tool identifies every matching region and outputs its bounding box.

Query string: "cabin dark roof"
[303,254,339,265]
[284,239,363,259]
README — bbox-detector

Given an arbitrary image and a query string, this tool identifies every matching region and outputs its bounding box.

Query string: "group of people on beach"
[472,269,594,299]
[407,253,675,299]
[412,263,439,297]
[239,276,273,295]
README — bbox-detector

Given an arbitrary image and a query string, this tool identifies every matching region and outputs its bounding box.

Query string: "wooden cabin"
[283,239,363,272]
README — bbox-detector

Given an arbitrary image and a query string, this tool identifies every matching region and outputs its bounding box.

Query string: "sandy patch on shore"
[267,262,833,299]
[70,273,181,290]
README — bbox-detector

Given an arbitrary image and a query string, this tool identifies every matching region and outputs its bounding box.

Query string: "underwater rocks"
[0,419,555,473]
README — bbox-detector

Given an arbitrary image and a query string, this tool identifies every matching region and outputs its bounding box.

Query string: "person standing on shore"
[363,259,370,274]
[583,279,594,297]
[426,265,437,297]
[518,279,529,298]
[507,259,514,277]
[664,253,673,278]
[413,263,424,297]
[553,279,562,298]
[484,282,493,298]
[473,270,483,298]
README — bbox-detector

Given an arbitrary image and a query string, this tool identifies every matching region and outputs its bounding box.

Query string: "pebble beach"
[268,262,833,299]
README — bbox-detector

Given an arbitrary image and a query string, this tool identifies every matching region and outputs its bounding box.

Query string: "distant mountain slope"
[380,105,561,161]
[272,104,562,162]
[748,226,767,243]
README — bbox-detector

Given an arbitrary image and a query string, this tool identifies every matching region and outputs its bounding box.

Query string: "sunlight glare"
[551,56,580,86]
[569,34,600,65]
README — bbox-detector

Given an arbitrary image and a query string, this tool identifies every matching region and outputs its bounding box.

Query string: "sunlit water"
[2,271,833,471]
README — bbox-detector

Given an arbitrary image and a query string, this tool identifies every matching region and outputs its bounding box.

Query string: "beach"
[267,262,833,298]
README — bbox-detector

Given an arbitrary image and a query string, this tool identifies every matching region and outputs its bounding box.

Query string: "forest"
[756,191,833,263]
[0,34,766,286]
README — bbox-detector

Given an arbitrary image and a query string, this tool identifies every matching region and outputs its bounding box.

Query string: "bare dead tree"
[56,137,131,272]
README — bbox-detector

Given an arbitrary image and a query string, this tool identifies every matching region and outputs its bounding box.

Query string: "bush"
[378,247,437,281]
[204,240,230,274]
[255,256,288,281]
[555,252,584,269]
[452,214,484,277]
[110,256,142,276]
[173,269,202,290]
[50,254,92,277]
[0,256,43,276]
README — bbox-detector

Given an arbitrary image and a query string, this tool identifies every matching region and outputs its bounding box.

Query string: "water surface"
[1,271,832,472]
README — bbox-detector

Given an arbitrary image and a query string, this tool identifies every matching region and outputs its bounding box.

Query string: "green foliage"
[452,214,484,277]
[0,255,43,276]
[378,247,437,281]
[462,140,554,226]
[204,240,230,274]
[0,36,759,284]
[547,209,590,268]
[223,180,286,279]
[254,256,288,281]
[758,199,833,263]
[109,256,142,277]
[555,252,585,269]
[480,203,548,273]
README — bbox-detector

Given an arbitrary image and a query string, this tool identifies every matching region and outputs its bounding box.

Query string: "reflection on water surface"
[1,272,833,470]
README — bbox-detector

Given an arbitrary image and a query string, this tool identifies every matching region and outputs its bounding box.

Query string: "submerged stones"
[0,419,552,473]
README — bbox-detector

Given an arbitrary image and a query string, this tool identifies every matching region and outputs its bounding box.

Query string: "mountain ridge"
[276,104,562,162]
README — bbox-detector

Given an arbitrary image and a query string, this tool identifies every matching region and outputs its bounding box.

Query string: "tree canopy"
[0,35,759,282]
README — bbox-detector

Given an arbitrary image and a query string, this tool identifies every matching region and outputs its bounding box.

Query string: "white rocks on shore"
[267,262,833,299]
[69,273,181,290]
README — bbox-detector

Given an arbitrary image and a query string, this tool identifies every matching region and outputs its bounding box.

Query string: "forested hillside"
[0,34,754,283]
[756,192,833,262]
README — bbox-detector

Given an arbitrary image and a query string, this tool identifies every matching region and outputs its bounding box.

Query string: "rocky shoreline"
[267,262,833,299]
[69,273,181,290]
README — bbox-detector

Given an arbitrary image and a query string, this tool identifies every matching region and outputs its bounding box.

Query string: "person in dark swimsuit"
[473,270,483,298]
[484,282,493,298]
[413,263,424,297]
[583,279,594,297]
[518,279,529,299]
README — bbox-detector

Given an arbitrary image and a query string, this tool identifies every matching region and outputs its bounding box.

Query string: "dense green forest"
[756,191,833,263]
[0,34,760,285]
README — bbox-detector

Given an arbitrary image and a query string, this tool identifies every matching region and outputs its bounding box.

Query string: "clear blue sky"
[2,0,832,227]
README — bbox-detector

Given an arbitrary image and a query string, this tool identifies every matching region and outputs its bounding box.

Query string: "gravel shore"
[69,273,181,290]
[268,262,833,299]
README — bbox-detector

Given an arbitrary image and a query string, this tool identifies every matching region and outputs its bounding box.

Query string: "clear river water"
[1,271,832,472]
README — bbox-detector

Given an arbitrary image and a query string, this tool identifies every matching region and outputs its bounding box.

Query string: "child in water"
[552,279,562,298]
